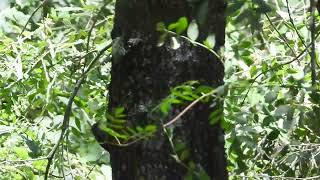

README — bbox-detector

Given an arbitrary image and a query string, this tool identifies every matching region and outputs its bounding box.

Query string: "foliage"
[225,0,320,178]
[0,0,114,179]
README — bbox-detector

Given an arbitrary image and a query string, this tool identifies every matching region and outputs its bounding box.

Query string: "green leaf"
[168,17,188,34]
[33,160,47,172]
[262,115,274,126]
[101,126,128,140]
[195,85,214,94]
[267,129,280,140]
[262,62,268,73]
[75,118,81,131]
[71,127,82,137]
[204,34,215,49]
[145,125,157,133]
[115,107,126,118]
[13,147,29,160]
[265,91,277,103]
[250,65,258,77]
[177,17,188,30]
[176,94,196,101]
[242,56,254,66]
[180,149,190,161]
[240,41,252,48]
[209,108,223,125]
[160,100,171,115]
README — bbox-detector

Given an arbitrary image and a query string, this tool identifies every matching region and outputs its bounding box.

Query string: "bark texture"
[93,0,228,179]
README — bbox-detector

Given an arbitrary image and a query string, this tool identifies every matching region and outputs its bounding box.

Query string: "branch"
[96,87,219,148]
[240,29,320,106]
[285,0,309,51]
[20,0,48,36]
[163,89,216,128]
[85,152,106,178]
[240,42,310,106]
[86,3,107,53]
[44,42,112,180]
[83,3,108,74]
[165,30,223,63]
[265,13,297,57]
[310,0,317,86]
[3,48,46,90]
[0,157,48,165]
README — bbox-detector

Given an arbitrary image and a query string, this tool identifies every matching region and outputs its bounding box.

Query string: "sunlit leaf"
[187,20,199,41]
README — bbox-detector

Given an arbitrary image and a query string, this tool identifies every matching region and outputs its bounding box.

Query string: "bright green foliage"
[168,17,189,34]
[98,107,157,144]
[225,0,320,178]
[0,0,114,179]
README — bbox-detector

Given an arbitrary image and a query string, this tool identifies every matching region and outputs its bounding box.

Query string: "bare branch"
[20,0,48,36]
[44,42,112,180]
[310,0,317,86]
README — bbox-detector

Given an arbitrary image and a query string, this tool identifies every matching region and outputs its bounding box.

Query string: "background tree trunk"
[95,0,228,179]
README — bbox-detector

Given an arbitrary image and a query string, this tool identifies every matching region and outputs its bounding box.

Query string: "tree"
[93,0,228,179]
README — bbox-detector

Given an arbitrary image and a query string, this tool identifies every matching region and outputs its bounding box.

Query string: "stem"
[44,42,111,179]
[310,0,317,87]
[20,0,48,36]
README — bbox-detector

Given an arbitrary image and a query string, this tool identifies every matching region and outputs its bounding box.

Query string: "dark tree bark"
[93,0,228,179]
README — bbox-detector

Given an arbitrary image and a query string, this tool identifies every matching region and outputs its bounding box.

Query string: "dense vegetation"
[0,0,319,179]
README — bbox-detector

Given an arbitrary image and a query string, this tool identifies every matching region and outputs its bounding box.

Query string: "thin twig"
[20,0,48,36]
[0,157,48,165]
[285,0,309,51]
[240,30,320,106]
[240,42,310,106]
[163,90,216,127]
[96,88,219,147]
[165,30,223,63]
[44,42,112,180]
[60,142,66,180]
[83,4,107,74]
[265,13,297,57]
[310,0,317,86]
[86,3,106,53]
[85,152,106,178]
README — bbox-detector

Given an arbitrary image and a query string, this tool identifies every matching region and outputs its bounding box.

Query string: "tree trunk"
[93,0,228,179]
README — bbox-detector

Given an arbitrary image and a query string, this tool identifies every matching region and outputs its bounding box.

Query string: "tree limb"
[20,0,48,36]
[44,42,112,180]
